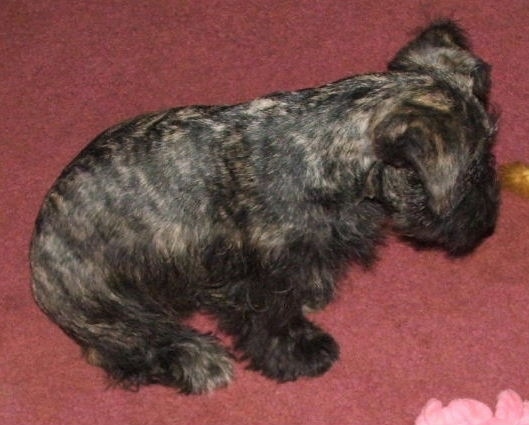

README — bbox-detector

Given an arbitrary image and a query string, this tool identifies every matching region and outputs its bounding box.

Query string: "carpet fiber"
[2,1,529,424]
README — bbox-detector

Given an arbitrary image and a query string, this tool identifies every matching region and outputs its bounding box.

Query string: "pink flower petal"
[444,399,493,424]
[415,398,493,425]
[415,399,445,425]
[495,390,524,422]
[416,392,529,425]
[521,401,529,425]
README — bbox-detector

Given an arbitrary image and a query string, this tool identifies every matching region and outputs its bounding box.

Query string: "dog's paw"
[172,335,234,394]
[247,319,339,382]
[96,332,234,395]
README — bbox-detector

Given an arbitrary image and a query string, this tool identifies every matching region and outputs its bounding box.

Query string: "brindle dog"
[30,20,499,394]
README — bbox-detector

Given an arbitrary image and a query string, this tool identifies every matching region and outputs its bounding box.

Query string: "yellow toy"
[500,162,529,199]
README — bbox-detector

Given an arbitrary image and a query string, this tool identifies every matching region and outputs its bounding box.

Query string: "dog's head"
[372,20,500,256]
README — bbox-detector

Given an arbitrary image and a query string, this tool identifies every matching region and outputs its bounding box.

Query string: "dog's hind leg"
[35,286,233,394]
[30,243,233,394]
[78,307,234,394]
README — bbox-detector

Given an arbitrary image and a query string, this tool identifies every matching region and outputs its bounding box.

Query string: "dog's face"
[373,21,499,255]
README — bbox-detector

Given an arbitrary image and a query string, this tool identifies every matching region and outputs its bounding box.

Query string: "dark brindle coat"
[30,20,499,393]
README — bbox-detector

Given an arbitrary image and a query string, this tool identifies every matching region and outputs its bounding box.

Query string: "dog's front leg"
[217,283,339,382]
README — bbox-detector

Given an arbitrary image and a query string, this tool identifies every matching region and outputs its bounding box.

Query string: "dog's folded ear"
[390,20,470,57]
[388,20,491,105]
[388,20,471,72]
[373,113,426,171]
[373,111,460,213]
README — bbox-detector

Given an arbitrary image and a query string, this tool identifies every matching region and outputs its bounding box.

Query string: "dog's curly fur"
[30,20,499,394]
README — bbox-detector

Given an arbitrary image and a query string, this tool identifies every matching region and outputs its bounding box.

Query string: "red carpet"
[2,1,529,424]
